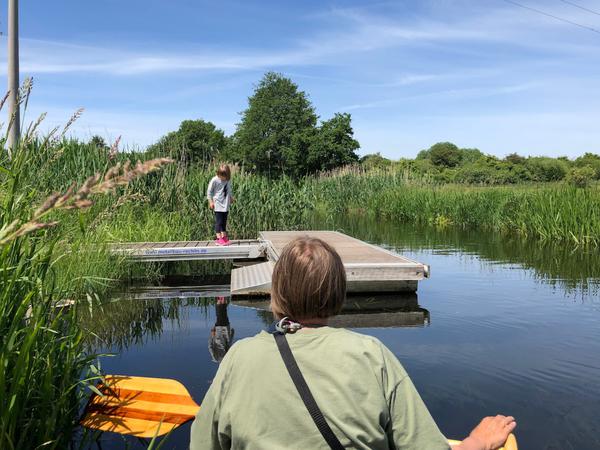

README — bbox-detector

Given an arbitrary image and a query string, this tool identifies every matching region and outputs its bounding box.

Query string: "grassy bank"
[312,169,600,246]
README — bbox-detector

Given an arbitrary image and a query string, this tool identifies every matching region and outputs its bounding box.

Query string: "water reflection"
[236,293,430,329]
[209,297,234,362]
[80,291,431,357]
[318,215,600,295]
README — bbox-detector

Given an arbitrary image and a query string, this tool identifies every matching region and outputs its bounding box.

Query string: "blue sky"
[1,0,599,158]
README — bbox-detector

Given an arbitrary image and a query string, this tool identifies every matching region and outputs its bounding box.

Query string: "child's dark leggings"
[214,211,228,233]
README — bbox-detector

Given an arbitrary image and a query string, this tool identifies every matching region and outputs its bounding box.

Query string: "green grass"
[311,171,600,246]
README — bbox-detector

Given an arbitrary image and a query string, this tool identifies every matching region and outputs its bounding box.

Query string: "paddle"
[81,375,200,438]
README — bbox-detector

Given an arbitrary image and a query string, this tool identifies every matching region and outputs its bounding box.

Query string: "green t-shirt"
[190,327,450,450]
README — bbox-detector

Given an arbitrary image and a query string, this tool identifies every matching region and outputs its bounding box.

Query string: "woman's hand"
[455,415,516,450]
[209,201,215,210]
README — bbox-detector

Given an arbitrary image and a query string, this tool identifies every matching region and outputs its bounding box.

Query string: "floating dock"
[111,231,429,296]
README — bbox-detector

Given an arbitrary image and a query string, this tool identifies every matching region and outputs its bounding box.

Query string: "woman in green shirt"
[191,237,516,450]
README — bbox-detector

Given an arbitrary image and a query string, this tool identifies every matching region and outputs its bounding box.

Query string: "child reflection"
[209,296,235,363]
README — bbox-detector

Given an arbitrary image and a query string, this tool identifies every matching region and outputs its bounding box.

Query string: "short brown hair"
[217,164,231,180]
[271,237,346,321]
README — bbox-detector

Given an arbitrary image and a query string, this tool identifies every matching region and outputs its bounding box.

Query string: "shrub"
[525,157,568,181]
[566,166,596,188]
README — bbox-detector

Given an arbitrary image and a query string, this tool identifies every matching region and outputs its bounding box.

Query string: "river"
[82,217,600,449]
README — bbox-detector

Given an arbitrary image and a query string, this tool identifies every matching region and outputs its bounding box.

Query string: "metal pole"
[7,0,20,152]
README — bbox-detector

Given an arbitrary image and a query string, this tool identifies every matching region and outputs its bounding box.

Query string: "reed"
[310,171,600,246]
[0,105,172,448]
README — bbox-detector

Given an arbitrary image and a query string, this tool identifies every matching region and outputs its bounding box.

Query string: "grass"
[311,170,600,247]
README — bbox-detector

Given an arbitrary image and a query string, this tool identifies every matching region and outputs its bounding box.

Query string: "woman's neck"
[296,317,329,332]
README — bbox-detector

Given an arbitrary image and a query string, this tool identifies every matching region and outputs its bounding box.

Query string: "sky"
[0,0,599,158]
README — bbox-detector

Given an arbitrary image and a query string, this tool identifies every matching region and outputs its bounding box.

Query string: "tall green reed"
[0,94,172,449]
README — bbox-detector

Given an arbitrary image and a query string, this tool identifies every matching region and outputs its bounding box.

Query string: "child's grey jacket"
[207,176,232,212]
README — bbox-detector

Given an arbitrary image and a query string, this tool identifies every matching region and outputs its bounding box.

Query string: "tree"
[360,152,391,170]
[89,135,107,150]
[148,119,227,164]
[504,153,526,165]
[525,157,568,181]
[233,72,317,177]
[307,113,359,174]
[427,142,462,168]
[574,152,600,179]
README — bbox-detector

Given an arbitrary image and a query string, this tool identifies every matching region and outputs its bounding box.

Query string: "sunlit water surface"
[83,219,600,450]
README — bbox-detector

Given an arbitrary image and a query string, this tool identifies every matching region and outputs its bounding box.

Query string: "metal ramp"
[230,261,274,296]
[111,240,266,262]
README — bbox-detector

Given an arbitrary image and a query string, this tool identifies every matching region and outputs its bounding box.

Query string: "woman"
[191,237,516,449]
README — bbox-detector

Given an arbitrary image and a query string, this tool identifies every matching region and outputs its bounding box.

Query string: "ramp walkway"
[111,239,265,262]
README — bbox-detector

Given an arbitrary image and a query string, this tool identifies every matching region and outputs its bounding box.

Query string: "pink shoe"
[215,237,226,246]
[221,236,231,246]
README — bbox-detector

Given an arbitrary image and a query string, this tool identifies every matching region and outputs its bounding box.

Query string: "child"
[207,164,234,246]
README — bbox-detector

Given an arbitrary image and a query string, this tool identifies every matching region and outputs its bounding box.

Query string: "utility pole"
[7,0,20,152]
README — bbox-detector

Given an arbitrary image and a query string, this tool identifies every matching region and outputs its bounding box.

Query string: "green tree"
[566,165,596,188]
[458,148,485,165]
[307,113,359,174]
[89,135,107,150]
[525,157,568,181]
[504,153,526,165]
[148,119,227,164]
[360,152,391,170]
[233,72,317,177]
[427,142,462,168]
[574,153,600,179]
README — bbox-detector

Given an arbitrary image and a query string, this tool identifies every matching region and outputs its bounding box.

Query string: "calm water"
[83,219,600,449]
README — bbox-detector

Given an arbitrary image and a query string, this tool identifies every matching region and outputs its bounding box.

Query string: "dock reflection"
[80,290,429,360]
[235,293,430,328]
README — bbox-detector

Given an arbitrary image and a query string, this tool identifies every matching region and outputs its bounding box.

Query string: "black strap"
[274,332,345,450]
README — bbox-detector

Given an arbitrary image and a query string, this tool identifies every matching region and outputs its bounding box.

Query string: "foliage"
[504,152,526,165]
[232,72,317,177]
[360,152,392,170]
[418,142,462,168]
[307,113,359,173]
[312,170,600,246]
[525,157,568,182]
[232,72,359,177]
[566,165,596,188]
[574,153,600,179]
[147,119,228,165]
[89,135,108,150]
[0,99,172,449]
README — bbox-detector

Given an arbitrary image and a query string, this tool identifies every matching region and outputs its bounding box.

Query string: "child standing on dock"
[207,164,234,246]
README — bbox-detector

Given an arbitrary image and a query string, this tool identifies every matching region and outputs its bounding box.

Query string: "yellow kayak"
[449,433,518,450]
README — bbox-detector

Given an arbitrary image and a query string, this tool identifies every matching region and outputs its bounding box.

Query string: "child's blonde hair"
[217,164,231,180]
[271,237,346,321]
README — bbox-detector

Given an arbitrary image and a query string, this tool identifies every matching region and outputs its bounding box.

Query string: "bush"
[566,166,596,188]
[574,153,600,180]
[525,157,568,182]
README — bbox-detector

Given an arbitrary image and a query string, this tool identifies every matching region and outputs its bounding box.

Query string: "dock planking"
[232,231,429,295]
[110,231,429,294]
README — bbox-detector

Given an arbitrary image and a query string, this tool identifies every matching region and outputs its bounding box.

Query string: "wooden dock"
[111,231,430,295]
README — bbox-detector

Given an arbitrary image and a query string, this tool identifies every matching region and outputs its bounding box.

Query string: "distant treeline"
[88,71,599,187]
[360,143,600,187]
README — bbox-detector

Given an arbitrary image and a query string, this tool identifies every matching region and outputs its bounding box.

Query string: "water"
[82,218,600,449]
